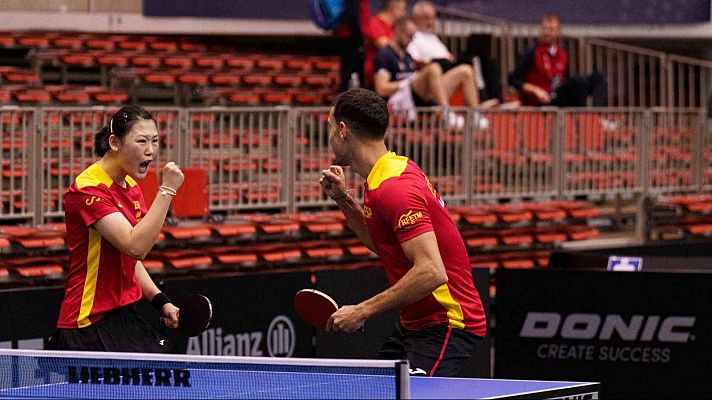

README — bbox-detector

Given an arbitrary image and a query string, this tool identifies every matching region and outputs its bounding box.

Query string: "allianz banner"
[145,272,315,357]
[495,269,712,399]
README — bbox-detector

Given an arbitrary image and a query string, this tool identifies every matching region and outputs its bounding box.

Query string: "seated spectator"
[510,14,606,107]
[364,0,407,89]
[408,1,499,108]
[374,17,480,127]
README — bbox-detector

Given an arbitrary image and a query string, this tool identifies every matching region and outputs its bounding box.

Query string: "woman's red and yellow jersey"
[57,163,147,329]
[363,152,486,336]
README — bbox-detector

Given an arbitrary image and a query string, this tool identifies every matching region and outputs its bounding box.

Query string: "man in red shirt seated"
[364,0,407,89]
[510,14,606,107]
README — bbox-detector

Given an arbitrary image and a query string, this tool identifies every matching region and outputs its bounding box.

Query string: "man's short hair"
[333,89,389,141]
[381,0,405,12]
[392,16,413,32]
[412,1,434,17]
[542,13,561,23]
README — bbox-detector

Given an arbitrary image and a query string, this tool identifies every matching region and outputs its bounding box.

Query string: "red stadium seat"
[54,90,91,104]
[53,36,83,49]
[228,93,260,105]
[210,73,241,86]
[464,234,498,249]
[96,55,129,67]
[149,40,178,52]
[498,229,533,246]
[256,58,284,70]
[225,56,256,69]
[117,38,147,51]
[5,69,40,84]
[164,56,193,68]
[243,73,273,86]
[178,72,210,85]
[62,54,96,67]
[194,56,224,69]
[92,90,129,104]
[17,36,50,48]
[15,89,52,104]
[132,56,163,68]
[85,39,115,51]
[0,34,15,48]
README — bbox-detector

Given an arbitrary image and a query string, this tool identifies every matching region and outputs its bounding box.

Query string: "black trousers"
[552,73,607,107]
[48,303,171,353]
[379,322,482,377]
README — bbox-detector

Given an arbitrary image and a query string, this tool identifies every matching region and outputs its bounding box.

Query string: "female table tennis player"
[49,105,184,352]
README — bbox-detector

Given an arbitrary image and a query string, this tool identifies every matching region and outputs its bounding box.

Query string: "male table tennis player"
[319,88,486,376]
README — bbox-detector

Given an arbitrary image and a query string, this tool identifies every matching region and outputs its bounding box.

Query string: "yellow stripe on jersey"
[75,163,137,189]
[125,175,137,188]
[432,284,465,329]
[77,229,101,328]
[366,152,409,190]
[75,163,114,190]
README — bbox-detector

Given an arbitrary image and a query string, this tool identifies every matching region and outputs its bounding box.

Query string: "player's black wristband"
[151,292,172,311]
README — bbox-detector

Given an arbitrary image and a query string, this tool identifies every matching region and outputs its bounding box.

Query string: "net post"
[395,360,410,399]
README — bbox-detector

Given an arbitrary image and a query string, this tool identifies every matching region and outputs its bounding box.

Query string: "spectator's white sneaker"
[477,115,490,130]
[441,111,465,130]
[601,118,619,130]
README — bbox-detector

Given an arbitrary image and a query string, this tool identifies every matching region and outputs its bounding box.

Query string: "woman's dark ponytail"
[94,125,112,157]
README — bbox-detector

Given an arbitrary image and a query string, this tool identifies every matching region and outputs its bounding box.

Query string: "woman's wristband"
[151,292,172,311]
[159,186,177,197]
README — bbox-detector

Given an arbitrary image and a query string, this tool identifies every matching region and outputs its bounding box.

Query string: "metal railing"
[0,106,708,225]
[0,108,35,222]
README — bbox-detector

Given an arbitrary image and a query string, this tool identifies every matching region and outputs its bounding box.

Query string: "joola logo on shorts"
[519,312,695,343]
[397,210,423,229]
[67,366,191,387]
[85,196,101,206]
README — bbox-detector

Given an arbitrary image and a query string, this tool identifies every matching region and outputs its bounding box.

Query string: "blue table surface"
[411,377,595,399]
[1,370,595,399]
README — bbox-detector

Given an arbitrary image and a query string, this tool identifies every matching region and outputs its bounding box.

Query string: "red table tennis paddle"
[162,294,213,337]
[294,289,339,331]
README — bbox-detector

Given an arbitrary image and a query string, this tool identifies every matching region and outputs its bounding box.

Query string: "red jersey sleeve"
[366,16,390,41]
[71,185,120,226]
[378,177,434,243]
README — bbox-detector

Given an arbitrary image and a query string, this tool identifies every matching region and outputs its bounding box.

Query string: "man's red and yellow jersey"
[363,152,486,336]
[57,163,146,329]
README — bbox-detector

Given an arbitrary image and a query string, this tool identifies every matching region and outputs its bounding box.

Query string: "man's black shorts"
[379,322,482,377]
[47,303,171,353]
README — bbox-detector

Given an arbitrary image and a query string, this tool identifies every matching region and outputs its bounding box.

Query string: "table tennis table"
[0,349,599,399]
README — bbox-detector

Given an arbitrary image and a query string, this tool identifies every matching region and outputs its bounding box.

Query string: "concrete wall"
[0,0,141,13]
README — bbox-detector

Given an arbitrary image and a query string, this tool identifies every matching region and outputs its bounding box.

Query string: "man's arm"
[327,231,448,332]
[510,45,550,103]
[320,166,376,252]
[335,195,377,253]
[509,45,535,91]
[374,71,403,97]
[373,36,390,50]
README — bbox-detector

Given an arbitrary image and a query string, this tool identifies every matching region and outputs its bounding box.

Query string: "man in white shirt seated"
[408,1,499,108]
[407,1,454,67]
[374,17,481,128]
